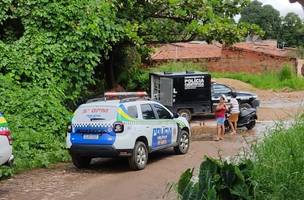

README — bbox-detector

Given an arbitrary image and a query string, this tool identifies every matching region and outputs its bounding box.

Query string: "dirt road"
[0,138,247,200]
[0,79,303,200]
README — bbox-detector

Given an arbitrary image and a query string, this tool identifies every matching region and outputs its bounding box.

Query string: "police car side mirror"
[173,113,179,118]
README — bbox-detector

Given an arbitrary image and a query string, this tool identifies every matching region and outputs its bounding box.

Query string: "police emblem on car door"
[151,103,177,148]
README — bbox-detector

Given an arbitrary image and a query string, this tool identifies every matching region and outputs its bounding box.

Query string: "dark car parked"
[211,83,260,110]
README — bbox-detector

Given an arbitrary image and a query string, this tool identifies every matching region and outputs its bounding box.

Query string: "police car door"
[151,103,178,149]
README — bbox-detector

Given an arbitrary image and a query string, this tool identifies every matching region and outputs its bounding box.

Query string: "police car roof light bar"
[105,92,148,97]
[120,96,151,103]
[86,97,107,103]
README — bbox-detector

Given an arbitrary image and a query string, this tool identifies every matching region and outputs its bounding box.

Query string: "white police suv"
[66,92,191,170]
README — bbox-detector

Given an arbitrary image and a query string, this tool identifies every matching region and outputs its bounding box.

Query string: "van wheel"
[71,155,91,169]
[174,130,190,154]
[128,141,148,170]
[178,109,192,122]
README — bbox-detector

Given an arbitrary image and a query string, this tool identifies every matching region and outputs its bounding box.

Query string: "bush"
[0,0,137,179]
[252,120,304,200]
[177,118,304,200]
[278,65,293,81]
[177,157,255,200]
[0,75,70,178]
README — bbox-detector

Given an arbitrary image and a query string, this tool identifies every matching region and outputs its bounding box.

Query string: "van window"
[140,104,156,119]
[127,105,138,119]
[152,104,172,119]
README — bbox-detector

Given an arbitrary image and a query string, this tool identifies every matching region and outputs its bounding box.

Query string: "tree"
[240,0,281,39]
[102,0,263,88]
[279,12,304,47]
[114,0,262,45]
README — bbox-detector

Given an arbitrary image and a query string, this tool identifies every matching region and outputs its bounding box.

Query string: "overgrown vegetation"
[213,65,304,91]
[178,118,304,200]
[252,119,304,199]
[0,76,70,179]
[0,0,128,179]
[178,157,255,200]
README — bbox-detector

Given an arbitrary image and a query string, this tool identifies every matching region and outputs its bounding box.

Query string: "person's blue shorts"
[216,117,225,125]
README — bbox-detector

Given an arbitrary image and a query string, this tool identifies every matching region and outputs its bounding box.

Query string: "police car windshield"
[73,105,117,122]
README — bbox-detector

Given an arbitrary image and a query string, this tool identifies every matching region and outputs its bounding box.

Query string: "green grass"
[147,62,304,91]
[252,119,304,200]
[176,118,304,200]
[213,72,304,91]
[212,65,304,91]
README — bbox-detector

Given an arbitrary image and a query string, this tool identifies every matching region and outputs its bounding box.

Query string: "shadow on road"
[67,149,178,174]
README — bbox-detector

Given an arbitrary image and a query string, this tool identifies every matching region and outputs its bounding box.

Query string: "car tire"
[246,120,256,130]
[178,109,192,122]
[128,141,148,170]
[240,103,252,111]
[71,155,91,169]
[174,130,190,154]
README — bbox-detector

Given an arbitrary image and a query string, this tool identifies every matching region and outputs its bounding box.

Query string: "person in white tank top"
[229,92,240,134]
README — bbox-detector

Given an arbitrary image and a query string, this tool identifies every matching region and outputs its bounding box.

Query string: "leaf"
[178,168,194,195]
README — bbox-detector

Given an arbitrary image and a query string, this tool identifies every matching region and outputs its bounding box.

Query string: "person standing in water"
[215,95,228,141]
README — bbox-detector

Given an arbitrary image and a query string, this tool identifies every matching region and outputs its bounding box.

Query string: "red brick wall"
[206,47,296,73]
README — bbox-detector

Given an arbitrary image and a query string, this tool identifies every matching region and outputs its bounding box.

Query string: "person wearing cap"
[228,92,240,135]
[215,95,228,141]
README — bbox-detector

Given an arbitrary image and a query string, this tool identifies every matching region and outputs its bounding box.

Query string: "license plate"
[83,134,99,140]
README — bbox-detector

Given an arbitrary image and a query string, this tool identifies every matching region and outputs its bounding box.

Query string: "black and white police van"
[150,71,259,121]
[66,92,191,170]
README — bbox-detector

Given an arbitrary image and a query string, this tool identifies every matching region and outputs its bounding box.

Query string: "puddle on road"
[190,119,292,144]
[261,100,304,109]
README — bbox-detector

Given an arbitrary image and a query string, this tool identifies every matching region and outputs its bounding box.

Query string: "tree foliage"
[240,0,304,48]
[279,12,304,47]
[240,0,281,40]
[114,0,261,45]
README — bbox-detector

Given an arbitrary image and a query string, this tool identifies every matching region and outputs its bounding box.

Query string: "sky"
[259,0,304,18]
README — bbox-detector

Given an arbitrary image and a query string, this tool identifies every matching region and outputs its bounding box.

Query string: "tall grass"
[252,119,304,200]
[148,62,304,91]
[176,118,304,200]
[212,65,304,91]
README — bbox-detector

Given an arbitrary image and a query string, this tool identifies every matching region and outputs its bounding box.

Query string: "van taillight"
[0,130,13,145]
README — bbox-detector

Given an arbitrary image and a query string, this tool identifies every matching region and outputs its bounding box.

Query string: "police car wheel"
[71,155,91,169]
[174,130,190,154]
[178,109,192,122]
[128,141,148,170]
